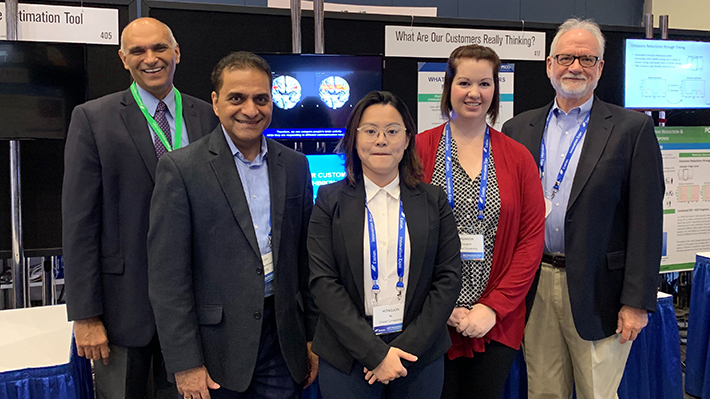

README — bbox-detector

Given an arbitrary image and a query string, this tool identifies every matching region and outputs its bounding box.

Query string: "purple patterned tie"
[153,100,173,159]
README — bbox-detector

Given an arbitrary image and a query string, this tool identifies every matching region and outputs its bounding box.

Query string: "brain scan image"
[319,76,350,109]
[272,75,302,110]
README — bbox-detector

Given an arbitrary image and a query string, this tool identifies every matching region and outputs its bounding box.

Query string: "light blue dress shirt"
[542,96,594,254]
[135,84,189,149]
[222,127,273,297]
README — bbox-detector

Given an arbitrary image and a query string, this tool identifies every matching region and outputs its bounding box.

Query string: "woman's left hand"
[456,304,497,338]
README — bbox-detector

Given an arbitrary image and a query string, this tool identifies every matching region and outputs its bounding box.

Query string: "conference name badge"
[545,198,553,218]
[373,304,404,335]
[262,252,274,284]
[460,234,484,261]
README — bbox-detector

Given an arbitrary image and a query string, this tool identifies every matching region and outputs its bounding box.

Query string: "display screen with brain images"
[260,54,382,139]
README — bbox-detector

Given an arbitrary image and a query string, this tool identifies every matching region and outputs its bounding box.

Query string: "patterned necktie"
[153,100,173,159]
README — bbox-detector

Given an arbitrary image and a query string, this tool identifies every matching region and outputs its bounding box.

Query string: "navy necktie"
[153,100,173,159]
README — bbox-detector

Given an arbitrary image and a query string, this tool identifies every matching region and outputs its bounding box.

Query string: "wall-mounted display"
[625,39,710,110]
[260,54,382,140]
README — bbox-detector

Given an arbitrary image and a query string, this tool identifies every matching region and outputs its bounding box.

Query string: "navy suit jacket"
[62,88,217,347]
[502,97,664,340]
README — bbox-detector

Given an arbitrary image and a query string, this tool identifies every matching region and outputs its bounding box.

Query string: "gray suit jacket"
[62,88,217,347]
[502,97,664,341]
[148,127,317,392]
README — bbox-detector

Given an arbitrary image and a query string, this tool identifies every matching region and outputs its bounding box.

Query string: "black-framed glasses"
[553,54,600,67]
[356,124,407,143]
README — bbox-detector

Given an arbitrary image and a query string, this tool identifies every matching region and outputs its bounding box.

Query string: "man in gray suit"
[63,17,217,398]
[148,52,318,399]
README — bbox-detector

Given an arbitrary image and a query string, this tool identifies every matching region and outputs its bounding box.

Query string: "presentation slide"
[625,39,710,109]
[306,154,346,202]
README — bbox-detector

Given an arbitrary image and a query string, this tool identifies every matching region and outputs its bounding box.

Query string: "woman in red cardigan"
[416,45,545,398]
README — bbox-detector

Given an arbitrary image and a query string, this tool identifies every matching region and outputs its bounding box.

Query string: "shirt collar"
[135,84,177,118]
[221,125,268,166]
[364,173,401,204]
[552,95,594,118]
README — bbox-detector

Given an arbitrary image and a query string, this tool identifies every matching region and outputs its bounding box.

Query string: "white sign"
[386,26,545,61]
[417,62,514,133]
[0,3,118,45]
[268,0,437,17]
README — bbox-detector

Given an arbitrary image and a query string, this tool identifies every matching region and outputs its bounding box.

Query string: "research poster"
[417,62,514,133]
[625,39,710,109]
[657,126,710,272]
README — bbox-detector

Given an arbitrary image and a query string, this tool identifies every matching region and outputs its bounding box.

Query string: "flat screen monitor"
[260,54,383,140]
[0,41,86,139]
[306,154,347,202]
[625,39,710,109]
[0,41,86,256]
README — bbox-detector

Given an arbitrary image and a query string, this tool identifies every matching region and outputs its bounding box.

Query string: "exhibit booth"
[1,1,710,397]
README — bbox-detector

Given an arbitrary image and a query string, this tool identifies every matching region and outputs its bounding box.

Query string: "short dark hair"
[440,45,501,125]
[336,91,422,188]
[211,51,272,94]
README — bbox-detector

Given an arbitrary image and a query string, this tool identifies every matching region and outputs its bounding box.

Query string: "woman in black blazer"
[308,91,462,399]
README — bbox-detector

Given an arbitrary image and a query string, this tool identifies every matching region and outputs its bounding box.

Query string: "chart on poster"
[657,126,710,272]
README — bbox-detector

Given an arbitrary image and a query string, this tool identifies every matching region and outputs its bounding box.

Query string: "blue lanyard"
[539,109,591,199]
[366,200,406,301]
[444,123,490,222]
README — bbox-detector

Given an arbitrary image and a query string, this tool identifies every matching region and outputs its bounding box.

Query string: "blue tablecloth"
[0,340,93,399]
[686,254,710,398]
[502,295,683,399]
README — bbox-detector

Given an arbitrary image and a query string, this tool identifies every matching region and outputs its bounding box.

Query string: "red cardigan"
[416,124,545,358]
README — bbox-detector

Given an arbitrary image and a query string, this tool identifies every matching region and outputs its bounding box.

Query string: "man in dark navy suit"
[503,17,664,399]
[63,17,217,398]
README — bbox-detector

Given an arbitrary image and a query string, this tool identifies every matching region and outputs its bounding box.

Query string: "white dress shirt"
[362,174,412,316]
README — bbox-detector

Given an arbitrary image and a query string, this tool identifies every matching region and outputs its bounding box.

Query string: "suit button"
[254,312,262,320]
[256,268,263,275]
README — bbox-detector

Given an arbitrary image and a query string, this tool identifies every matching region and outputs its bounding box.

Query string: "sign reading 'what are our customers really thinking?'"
[0,3,118,45]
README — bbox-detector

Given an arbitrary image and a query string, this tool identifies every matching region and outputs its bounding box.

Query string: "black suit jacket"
[502,97,664,341]
[308,178,461,373]
[147,127,317,392]
[62,88,217,347]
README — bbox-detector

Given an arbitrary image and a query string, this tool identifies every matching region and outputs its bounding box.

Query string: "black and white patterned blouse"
[431,133,501,308]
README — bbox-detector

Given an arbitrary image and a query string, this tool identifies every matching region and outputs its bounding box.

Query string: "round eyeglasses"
[356,124,407,143]
[553,54,600,68]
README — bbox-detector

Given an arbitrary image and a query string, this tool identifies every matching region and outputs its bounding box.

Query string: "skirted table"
[685,252,710,398]
[0,305,93,399]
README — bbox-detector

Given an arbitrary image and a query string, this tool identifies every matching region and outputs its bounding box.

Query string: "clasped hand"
[363,347,417,385]
[450,304,497,339]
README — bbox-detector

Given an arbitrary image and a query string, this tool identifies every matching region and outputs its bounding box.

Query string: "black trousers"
[93,333,177,399]
[441,340,517,399]
[319,355,444,399]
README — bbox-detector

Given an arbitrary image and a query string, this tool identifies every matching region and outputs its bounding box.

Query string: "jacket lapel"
[401,182,427,309]
[266,139,285,271]
[207,127,261,260]
[528,102,554,166]
[341,180,366,308]
[120,89,158,182]
[567,98,614,211]
[182,96,206,145]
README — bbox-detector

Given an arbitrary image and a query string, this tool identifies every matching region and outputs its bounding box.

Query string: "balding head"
[118,17,181,100]
[120,18,177,53]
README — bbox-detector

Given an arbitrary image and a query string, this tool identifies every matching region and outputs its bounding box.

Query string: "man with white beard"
[502,17,664,399]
